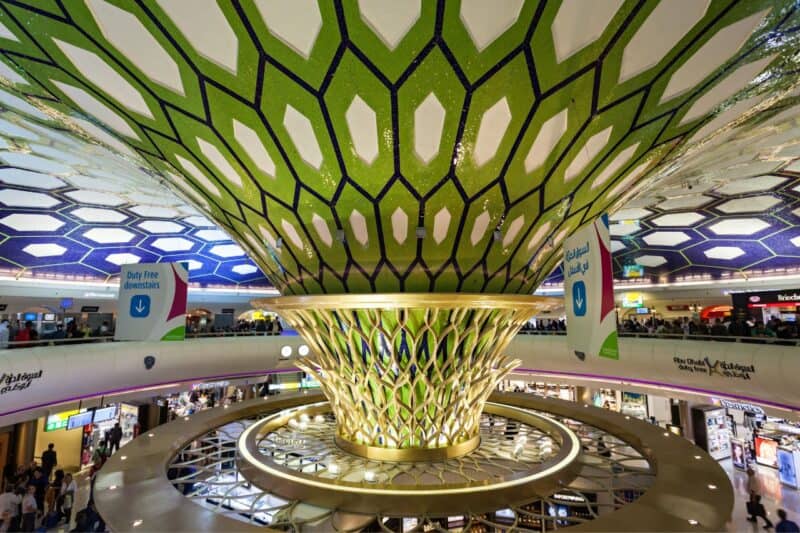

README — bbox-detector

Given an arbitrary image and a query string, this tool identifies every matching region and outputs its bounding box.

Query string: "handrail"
[0,329,286,348]
[517,329,800,345]
[3,328,798,348]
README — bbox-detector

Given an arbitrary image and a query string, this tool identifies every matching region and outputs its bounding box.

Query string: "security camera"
[144,355,156,370]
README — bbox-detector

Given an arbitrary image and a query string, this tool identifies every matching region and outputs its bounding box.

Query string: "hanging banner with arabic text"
[564,215,618,360]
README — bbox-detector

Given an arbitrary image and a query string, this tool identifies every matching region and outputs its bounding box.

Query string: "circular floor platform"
[95,392,733,532]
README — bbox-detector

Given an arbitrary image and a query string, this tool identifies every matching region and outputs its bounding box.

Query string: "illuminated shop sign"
[192,381,230,391]
[711,398,765,415]
[45,409,80,432]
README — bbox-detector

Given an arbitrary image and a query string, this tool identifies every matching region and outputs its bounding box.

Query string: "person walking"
[108,423,123,454]
[41,443,57,480]
[747,466,761,494]
[748,493,774,529]
[777,509,800,532]
[92,441,109,466]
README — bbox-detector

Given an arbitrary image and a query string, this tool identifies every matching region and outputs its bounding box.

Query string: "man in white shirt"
[20,485,36,532]
[0,485,21,532]
[60,473,76,524]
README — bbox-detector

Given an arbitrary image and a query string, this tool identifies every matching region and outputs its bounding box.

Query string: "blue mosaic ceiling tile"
[0,108,271,287]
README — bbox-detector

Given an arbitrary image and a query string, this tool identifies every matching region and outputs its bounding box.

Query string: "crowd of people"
[618,316,800,340]
[0,320,113,348]
[519,315,800,341]
[0,440,111,532]
[186,317,284,337]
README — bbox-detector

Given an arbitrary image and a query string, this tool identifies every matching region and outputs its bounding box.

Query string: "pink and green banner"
[564,215,618,360]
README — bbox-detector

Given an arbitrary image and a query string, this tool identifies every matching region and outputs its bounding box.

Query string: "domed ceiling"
[0,0,798,294]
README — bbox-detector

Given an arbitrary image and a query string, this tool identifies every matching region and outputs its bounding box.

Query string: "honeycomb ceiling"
[0,0,798,295]
[0,102,270,287]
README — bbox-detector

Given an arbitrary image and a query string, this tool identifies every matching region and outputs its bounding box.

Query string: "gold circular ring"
[251,292,561,311]
[333,433,481,462]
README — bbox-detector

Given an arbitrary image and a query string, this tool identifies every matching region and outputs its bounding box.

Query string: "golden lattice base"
[254,293,559,457]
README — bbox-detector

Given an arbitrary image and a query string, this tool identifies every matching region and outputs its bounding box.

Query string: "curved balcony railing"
[4,327,798,349]
[0,329,287,349]
[517,329,800,345]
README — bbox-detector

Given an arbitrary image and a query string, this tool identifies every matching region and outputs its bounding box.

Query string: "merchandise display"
[691,406,731,461]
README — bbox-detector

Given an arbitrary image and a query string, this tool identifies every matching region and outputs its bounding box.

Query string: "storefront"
[498,377,576,401]
[35,403,139,471]
[731,289,800,323]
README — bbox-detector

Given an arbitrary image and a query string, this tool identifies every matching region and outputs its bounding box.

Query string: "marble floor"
[40,452,800,532]
[725,459,800,531]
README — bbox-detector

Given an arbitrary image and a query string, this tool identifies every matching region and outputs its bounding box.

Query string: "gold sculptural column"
[257,294,556,461]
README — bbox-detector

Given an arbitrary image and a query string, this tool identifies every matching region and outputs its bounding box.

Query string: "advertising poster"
[564,215,619,360]
[731,439,747,470]
[755,436,779,468]
[778,447,799,488]
[115,262,188,341]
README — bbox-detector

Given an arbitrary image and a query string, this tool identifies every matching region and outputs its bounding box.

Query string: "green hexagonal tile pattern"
[0,0,797,295]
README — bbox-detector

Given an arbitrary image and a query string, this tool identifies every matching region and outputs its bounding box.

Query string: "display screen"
[93,406,117,424]
[60,298,73,309]
[66,411,94,430]
[778,448,798,488]
[43,313,55,321]
[23,312,37,321]
[623,264,644,278]
[635,307,650,315]
[45,409,79,431]
[621,293,643,308]
[620,392,648,419]
[755,436,779,468]
[494,509,515,519]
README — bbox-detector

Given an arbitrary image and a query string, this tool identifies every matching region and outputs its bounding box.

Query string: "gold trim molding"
[237,400,581,515]
[333,433,480,462]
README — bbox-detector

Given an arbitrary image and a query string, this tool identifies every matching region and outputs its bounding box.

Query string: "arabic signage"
[673,356,755,380]
[115,263,188,341]
[564,215,618,360]
[0,370,43,396]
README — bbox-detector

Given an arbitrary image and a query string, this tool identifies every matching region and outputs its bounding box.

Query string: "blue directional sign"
[572,280,587,317]
[130,294,151,318]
